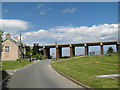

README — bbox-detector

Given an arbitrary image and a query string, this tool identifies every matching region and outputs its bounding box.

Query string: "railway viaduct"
[32,40,120,59]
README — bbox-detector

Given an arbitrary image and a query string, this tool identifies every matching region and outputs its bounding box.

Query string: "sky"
[0,2,118,57]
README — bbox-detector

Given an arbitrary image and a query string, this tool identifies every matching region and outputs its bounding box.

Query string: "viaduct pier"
[32,40,120,59]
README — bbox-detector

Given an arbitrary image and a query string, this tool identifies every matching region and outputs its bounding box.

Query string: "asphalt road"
[6,59,83,88]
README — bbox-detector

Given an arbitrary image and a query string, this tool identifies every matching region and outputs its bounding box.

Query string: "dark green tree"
[25,45,31,58]
[25,45,30,52]
[107,47,114,55]
[32,43,40,56]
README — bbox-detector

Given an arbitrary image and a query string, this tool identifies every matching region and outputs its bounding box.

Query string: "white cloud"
[1,19,117,46]
[60,8,77,14]
[40,10,45,15]
[21,24,118,45]
[37,4,44,9]
[0,19,30,35]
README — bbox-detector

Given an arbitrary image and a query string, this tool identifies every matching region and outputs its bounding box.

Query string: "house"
[1,33,25,61]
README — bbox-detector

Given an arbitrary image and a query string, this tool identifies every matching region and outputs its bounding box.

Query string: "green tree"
[32,43,44,60]
[107,47,114,55]
[32,43,40,56]
[25,45,31,59]
[25,45,30,52]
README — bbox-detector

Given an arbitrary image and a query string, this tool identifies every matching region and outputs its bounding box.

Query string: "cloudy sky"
[0,2,118,56]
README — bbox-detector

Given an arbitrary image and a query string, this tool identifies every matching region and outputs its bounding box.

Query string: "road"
[6,59,83,88]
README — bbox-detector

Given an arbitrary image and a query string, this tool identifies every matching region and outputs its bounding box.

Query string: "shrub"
[35,54,39,60]
[107,47,114,56]
[34,54,44,60]
[16,59,20,61]
[39,54,43,60]
[50,55,53,59]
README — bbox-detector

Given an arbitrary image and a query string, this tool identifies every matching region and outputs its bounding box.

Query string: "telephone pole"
[19,33,22,63]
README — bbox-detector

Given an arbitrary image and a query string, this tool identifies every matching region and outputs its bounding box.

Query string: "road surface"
[6,59,83,88]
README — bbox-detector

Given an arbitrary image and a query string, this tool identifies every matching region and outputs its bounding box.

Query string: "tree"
[25,44,44,60]
[0,30,3,59]
[32,43,40,56]
[25,45,31,59]
[32,43,44,60]
[107,47,114,55]
[25,45,30,51]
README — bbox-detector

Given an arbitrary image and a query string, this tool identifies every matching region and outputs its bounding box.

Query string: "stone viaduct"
[32,40,120,59]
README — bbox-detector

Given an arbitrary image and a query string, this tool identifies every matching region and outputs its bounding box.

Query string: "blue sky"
[1,2,118,57]
[2,2,118,31]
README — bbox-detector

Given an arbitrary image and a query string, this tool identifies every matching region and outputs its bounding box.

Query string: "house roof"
[3,38,20,46]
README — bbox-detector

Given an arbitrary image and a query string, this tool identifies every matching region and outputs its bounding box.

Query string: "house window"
[5,46,9,52]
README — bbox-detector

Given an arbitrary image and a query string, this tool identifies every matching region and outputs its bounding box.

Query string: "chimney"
[14,37,18,42]
[6,33,11,39]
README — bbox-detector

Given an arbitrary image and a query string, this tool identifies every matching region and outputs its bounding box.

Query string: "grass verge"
[51,54,118,88]
[52,55,83,62]
[2,60,33,70]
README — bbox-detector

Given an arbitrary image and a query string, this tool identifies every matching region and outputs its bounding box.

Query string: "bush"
[34,54,44,60]
[50,55,53,59]
[35,54,39,60]
[16,59,20,61]
[107,47,114,56]
[39,54,43,60]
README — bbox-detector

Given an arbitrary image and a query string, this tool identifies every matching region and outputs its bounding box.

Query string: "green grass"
[51,54,118,88]
[2,60,33,70]
[52,55,83,61]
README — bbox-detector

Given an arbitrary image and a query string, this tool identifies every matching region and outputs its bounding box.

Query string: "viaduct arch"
[31,40,120,59]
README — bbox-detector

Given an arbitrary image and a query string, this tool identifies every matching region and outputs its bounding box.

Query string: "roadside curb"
[1,60,39,85]
[50,61,94,90]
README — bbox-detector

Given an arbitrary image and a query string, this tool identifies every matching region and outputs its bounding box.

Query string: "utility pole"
[19,33,22,63]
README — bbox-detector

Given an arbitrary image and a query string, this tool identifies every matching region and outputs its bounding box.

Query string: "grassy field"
[51,54,118,88]
[2,60,33,70]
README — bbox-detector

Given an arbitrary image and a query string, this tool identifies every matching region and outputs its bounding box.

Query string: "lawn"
[51,53,118,88]
[2,60,33,70]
